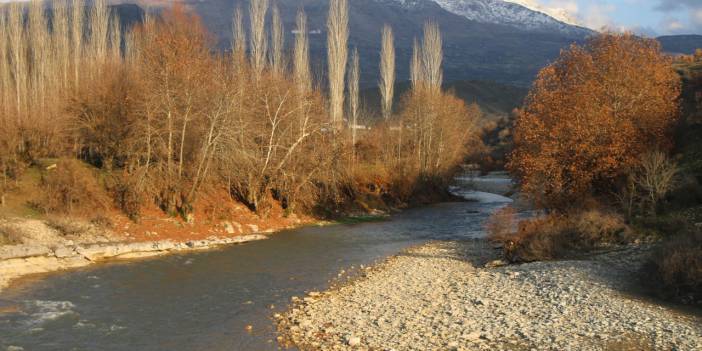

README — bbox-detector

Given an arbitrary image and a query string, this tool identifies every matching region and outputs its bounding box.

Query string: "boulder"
[53,246,77,258]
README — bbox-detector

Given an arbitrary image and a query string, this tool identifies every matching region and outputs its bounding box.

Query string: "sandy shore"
[278,240,702,351]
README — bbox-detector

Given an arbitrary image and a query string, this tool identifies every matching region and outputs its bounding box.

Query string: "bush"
[45,217,90,237]
[485,206,518,243]
[644,229,702,304]
[0,223,23,245]
[489,210,630,262]
[108,174,144,221]
[634,213,690,237]
[34,159,109,215]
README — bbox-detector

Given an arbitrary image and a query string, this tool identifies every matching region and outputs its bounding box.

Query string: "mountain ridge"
[110,0,701,87]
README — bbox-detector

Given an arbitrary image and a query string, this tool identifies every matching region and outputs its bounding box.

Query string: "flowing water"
[0,177,512,351]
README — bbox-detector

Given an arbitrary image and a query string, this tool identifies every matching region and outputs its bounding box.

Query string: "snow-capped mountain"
[394,0,592,36]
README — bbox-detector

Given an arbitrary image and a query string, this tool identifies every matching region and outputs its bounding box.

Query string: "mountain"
[427,0,592,37]
[657,35,702,55]
[162,0,590,87]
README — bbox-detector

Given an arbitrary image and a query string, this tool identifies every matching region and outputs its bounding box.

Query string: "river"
[0,177,512,351]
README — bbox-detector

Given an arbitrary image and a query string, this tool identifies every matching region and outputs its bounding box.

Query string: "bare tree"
[71,0,85,87]
[379,24,395,120]
[348,48,360,161]
[8,2,26,118]
[109,13,122,62]
[232,5,246,66]
[29,0,50,114]
[270,2,284,74]
[422,21,443,93]
[0,9,10,117]
[635,150,678,216]
[410,37,421,90]
[327,0,348,129]
[293,8,311,91]
[88,0,109,71]
[249,0,268,79]
[52,3,71,91]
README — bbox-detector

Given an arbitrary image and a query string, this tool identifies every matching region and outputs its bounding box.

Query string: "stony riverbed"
[278,240,702,351]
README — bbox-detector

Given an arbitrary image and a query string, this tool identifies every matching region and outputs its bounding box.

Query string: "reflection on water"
[0,180,510,351]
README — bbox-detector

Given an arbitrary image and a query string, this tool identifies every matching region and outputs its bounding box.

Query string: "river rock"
[485,259,508,268]
[53,246,77,258]
[346,336,361,346]
[277,241,702,351]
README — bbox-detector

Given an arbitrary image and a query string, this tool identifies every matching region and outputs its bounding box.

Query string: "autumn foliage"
[509,33,681,209]
[0,3,478,221]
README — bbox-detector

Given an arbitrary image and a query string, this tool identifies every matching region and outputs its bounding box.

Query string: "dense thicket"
[0,1,480,221]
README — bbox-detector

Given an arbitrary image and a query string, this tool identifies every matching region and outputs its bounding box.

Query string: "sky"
[507,0,702,36]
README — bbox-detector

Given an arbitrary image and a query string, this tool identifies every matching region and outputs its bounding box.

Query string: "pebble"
[277,241,702,351]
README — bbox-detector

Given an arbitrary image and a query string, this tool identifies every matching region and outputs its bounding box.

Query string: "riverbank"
[0,208,398,293]
[0,209,325,293]
[277,240,702,350]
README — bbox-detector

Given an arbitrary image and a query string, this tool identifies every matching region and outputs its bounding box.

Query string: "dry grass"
[488,209,631,262]
[33,159,109,215]
[0,223,23,245]
[45,216,91,237]
[645,229,702,304]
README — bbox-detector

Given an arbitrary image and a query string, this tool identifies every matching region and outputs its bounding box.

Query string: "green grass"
[334,214,390,225]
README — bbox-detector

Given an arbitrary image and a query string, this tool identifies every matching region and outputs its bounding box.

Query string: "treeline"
[0,0,481,221]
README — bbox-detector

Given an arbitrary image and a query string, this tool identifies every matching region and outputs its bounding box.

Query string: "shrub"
[45,217,90,237]
[0,223,23,245]
[490,210,630,262]
[571,210,632,246]
[633,151,679,216]
[485,206,518,243]
[34,159,109,215]
[500,215,571,262]
[644,229,702,304]
[90,214,114,229]
[108,174,144,221]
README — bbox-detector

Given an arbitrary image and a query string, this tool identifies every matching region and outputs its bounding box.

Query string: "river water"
[0,178,511,351]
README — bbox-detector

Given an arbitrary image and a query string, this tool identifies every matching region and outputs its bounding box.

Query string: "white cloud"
[582,3,618,31]
[694,9,702,26]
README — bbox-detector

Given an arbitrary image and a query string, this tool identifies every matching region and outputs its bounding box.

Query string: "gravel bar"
[277,240,702,350]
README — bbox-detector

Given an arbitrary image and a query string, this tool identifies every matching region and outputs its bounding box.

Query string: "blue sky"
[510,0,702,36]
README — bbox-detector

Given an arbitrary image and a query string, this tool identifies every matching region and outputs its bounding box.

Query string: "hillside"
[115,0,590,87]
[658,35,702,55]
[362,80,527,120]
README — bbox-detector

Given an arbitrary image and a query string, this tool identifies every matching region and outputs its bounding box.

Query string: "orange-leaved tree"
[508,33,681,209]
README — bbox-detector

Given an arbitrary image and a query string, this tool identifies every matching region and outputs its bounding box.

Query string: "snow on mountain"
[394,0,592,37]
[504,0,580,26]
